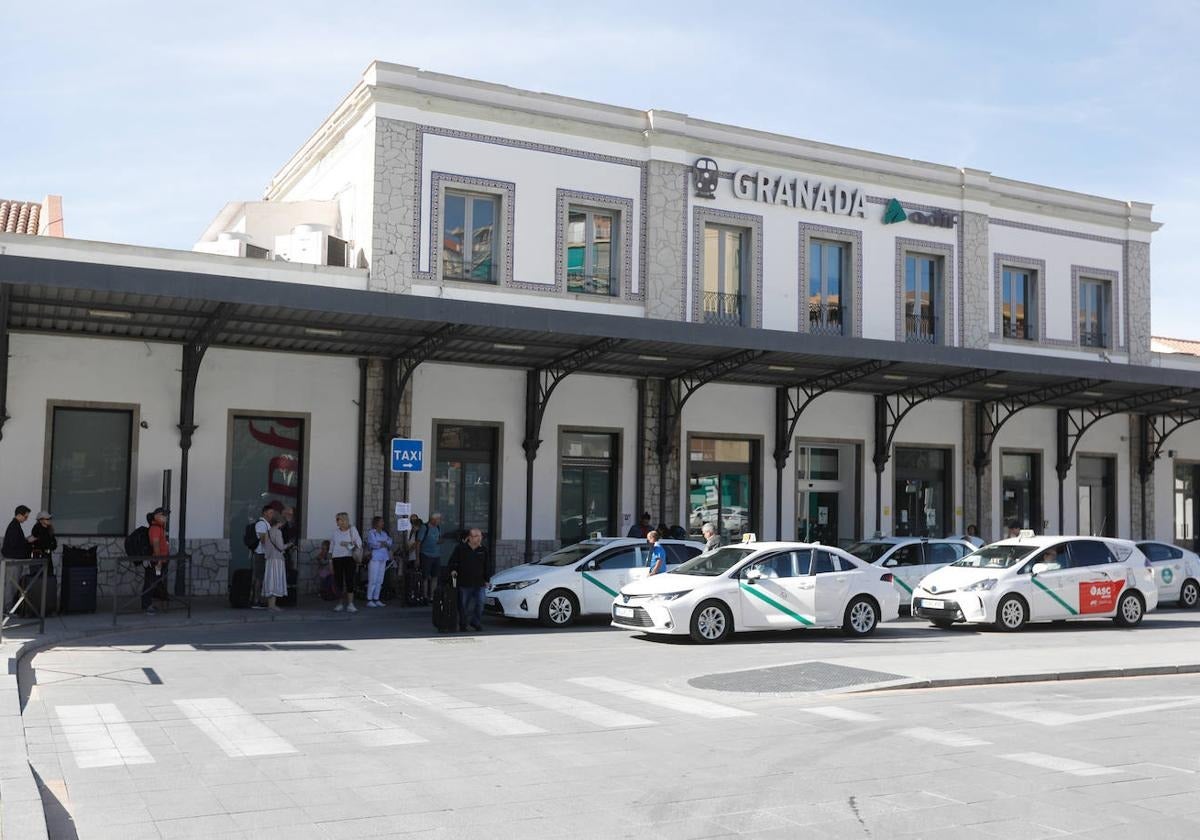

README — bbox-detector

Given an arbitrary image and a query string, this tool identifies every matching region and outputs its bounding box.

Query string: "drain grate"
[689,661,906,693]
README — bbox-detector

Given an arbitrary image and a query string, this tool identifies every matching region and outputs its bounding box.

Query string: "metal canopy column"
[379,325,464,529]
[656,350,765,527]
[772,360,893,540]
[0,284,9,441]
[176,303,233,595]
[522,338,622,562]
[1054,386,1194,535]
[972,378,1106,537]
[1137,406,1200,537]
[872,369,998,534]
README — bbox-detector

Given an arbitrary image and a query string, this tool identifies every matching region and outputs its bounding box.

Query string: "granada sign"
[692,157,865,218]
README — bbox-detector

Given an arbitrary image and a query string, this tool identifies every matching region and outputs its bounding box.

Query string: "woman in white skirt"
[261,517,290,612]
[365,516,393,607]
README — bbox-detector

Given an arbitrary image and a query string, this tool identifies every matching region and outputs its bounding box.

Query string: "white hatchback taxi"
[1137,541,1200,608]
[611,541,900,643]
[912,534,1158,631]
[846,537,975,605]
[485,538,703,627]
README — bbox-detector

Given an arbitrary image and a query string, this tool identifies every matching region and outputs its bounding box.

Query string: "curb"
[859,663,1200,692]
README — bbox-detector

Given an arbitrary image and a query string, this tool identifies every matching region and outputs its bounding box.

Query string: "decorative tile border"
[554,189,635,299]
[894,238,955,344]
[680,167,691,322]
[411,124,647,299]
[989,216,1125,245]
[427,172,516,288]
[797,222,864,337]
[1071,265,1119,350]
[990,254,1065,345]
[691,206,763,327]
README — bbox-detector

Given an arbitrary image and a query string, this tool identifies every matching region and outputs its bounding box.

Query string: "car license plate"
[614,606,635,618]
[485,597,498,607]
[922,599,945,610]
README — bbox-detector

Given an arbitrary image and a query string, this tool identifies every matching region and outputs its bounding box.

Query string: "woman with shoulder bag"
[261,517,291,612]
[330,512,363,613]
[365,516,393,607]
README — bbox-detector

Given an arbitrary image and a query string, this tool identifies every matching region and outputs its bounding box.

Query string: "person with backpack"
[144,507,170,614]
[249,502,282,609]
[365,516,393,607]
[413,512,442,603]
[330,512,363,613]
[260,511,290,613]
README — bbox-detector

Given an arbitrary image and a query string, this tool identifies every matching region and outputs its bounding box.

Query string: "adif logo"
[882,198,907,225]
[693,158,720,199]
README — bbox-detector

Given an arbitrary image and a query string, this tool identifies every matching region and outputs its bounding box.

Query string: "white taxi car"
[912,534,1158,631]
[485,538,703,627]
[611,541,900,643]
[846,537,975,605]
[1137,541,1200,608]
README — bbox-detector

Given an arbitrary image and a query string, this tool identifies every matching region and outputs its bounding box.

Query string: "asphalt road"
[19,613,1200,839]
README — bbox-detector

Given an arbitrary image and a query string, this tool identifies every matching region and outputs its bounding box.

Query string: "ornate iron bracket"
[523,338,623,460]
[1056,386,1195,480]
[178,304,234,451]
[380,324,465,452]
[1138,406,1200,483]
[973,378,1107,472]
[656,349,767,465]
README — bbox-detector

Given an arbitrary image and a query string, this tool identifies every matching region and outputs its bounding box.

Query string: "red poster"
[1078,580,1125,614]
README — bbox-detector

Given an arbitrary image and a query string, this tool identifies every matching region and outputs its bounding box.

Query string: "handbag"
[351,529,363,563]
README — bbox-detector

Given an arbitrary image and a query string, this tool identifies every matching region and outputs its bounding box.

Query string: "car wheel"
[539,590,578,628]
[930,620,954,630]
[1114,591,1145,627]
[994,595,1027,632]
[1180,579,1199,609]
[842,596,879,637]
[689,600,732,644]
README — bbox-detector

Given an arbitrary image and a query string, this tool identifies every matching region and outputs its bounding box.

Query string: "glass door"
[688,437,758,543]
[226,415,304,576]
[560,432,618,544]
[1077,456,1115,537]
[893,447,951,537]
[798,491,839,544]
[433,424,497,557]
[1001,452,1041,532]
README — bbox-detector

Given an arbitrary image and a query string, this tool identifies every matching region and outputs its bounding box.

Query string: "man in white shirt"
[964,524,985,548]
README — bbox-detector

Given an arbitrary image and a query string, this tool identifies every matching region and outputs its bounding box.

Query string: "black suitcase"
[17,571,58,617]
[431,573,458,633]
[382,566,399,601]
[60,567,96,614]
[278,567,299,608]
[229,568,252,609]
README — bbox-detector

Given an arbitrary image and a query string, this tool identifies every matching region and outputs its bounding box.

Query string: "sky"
[3,0,1198,336]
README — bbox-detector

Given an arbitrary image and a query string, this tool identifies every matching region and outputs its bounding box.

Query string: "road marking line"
[970,696,1200,727]
[483,682,654,729]
[900,727,990,747]
[55,704,155,768]
[1001,752,1118,777]
[279,695,429,747]
[800,706,881,723]
[174,698,296,757]
[567,677,753,720]
[386,686,546,736]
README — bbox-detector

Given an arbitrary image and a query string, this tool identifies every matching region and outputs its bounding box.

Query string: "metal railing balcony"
[1080,329,1109,348]
[905,313,937,344]
[702,291,744,327]
[808,303,844,336]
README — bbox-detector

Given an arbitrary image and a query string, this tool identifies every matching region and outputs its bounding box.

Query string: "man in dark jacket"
[450,528,492,632]
[2,506,33,560]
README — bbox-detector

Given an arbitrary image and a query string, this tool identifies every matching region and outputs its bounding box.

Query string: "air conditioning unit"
[274,224,349,267]
[193,231,273,260]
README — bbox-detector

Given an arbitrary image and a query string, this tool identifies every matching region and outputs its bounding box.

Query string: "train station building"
[2,62,1200,596]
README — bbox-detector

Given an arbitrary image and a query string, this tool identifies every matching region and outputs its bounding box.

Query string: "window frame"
[991,254,1046,344]
[556,190,634,300]
[441,188,500,285]
[903,252,943,344]
[808,238,847,335]
[692,207,763,328]
[45,402,137,537]
[1078,277,1113,349]
[1000,266,1037,340]
[702,222,749,325]
[565,205,620,297]
[896,239,955,345]
[800,223,862,337]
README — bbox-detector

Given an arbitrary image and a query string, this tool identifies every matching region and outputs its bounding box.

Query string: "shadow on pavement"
[30,765,78,840]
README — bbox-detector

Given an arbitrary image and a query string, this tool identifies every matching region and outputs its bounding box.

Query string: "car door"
[664,542,703,569]
[737,550,816,629]
[579,546,643,613]
[1140,542,1182,600]
[1027,542,1079,620]
[812,550,856,626]
[1069,540,1124,617]
[881,543,924,601]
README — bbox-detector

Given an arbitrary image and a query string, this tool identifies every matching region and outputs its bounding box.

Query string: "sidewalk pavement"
[5,601,1200,838]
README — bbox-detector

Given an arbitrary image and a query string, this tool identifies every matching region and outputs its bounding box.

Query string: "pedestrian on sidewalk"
[261,512,290,613]
[31,512,57,559]
[646,530,667,576]
[626,512,651,538]
[414,513,442,603]
[2,505,34,561]
[251,502,282,609]
[964,524,985,548]
[366,516,393,607]
[701,523,722,552]
[449,528,491,632]
[330,512,363,613]
[144,507,170,615]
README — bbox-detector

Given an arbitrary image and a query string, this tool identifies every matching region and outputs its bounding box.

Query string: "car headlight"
[648,591,690,602]
[491,579,539,592]
[962,578,998,592]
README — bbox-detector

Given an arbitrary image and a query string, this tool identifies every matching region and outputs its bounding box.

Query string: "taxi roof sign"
[741,533,758,543]
[1018,529,1035,539]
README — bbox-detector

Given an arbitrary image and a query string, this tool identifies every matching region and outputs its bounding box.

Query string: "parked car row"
[486,533,1200,644]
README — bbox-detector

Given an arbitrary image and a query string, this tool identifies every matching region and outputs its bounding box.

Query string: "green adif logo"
[882,198,907,224]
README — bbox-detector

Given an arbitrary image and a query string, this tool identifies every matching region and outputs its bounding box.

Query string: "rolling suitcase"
[229,568,252,609]
[382,564,399,601]
[431,571,458,633]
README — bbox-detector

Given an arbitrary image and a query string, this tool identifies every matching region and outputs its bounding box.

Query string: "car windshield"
[672,546,754,576]
[533,543,604,567]
[951,545,1035,569]
[847,542,890,563]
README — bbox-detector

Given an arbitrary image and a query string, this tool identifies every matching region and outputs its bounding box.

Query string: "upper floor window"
[1001,267,1036,340]
[443,190,498,284]
[566,207,618,296]
[49,407,133,536]
[702,224,747,326]
[808,240,845,336]
[1079,278,1112,348]
[904,254,942,344]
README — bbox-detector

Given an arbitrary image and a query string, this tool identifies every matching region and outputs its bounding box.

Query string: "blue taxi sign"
[391,438,424,472]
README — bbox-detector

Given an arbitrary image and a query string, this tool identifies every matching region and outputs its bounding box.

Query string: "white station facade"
[3,61,1200,597]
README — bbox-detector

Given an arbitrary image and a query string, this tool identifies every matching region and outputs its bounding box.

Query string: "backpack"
[242,521,261,550]
[125,526,152,557]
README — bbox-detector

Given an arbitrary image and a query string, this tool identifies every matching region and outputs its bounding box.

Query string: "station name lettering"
[731,169,866,218]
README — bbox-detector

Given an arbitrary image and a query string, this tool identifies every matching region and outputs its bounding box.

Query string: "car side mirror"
[882,557,897,568]
[578,561,593,572]
[744,568,762,584]
[1031,562,1049,576]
